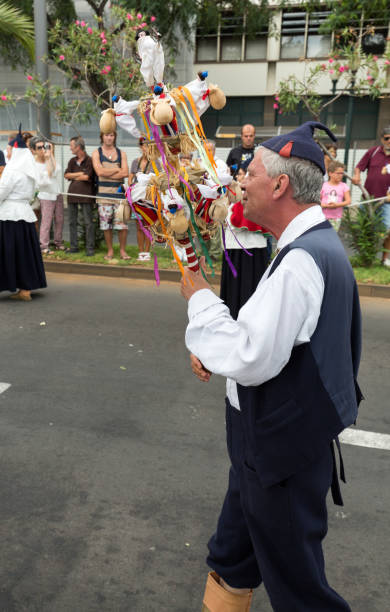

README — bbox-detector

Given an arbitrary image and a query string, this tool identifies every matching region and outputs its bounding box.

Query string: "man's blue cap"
[261,121,337,174]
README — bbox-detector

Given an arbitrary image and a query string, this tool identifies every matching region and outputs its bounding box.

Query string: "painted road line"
[0,383,11,394]
[340,428,390,451]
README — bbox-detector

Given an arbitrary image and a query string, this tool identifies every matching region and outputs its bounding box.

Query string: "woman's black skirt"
[0,220,47,292]
[220,247,269,320]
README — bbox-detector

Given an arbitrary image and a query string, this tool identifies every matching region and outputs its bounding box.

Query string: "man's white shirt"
[185,206,326,410]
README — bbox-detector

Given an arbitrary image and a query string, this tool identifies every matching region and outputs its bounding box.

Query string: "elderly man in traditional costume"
[181,122,362,612]
[0,128,46,301]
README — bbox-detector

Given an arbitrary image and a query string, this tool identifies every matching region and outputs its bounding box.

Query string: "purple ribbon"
[125,186,153,242]
[225,222,253,256]
[221,224,237,278]
[154,252,160,286]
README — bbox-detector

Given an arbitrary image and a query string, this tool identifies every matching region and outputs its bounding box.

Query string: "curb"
[43,260,390,298]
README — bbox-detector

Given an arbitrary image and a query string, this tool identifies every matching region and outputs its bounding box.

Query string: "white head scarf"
[2,147,39,185]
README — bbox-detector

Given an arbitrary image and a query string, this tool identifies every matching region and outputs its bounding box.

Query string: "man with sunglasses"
[352,126,390,267]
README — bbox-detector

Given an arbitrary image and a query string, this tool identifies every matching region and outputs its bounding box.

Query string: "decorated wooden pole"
[177,237,199,272]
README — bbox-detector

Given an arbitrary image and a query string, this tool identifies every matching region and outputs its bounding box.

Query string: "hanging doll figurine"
[136,30,164,89]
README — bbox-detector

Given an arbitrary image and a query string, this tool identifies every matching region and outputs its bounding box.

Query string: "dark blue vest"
[237,221,363,488]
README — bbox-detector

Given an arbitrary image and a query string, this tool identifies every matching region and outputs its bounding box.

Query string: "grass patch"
[351,262,390,286]
[45,243,223,272]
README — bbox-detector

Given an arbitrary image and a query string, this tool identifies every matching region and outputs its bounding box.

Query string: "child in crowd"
[320,161,351,232]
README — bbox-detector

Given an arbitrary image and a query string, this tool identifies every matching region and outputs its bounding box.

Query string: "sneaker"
[143,252,151,261]
[137,252,145,261]
[383,258,390,268]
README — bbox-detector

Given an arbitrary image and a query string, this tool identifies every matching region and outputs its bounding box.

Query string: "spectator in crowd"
[30,137,64,254]
[129,136,160,261]
[353,126,390,266]
[0,149,5,178]
[0,128,46,301]
[64,136,96,256]
[321,161,351,233]
[324,143,338,179]
[92,131,129,261]
[226,124,256,172]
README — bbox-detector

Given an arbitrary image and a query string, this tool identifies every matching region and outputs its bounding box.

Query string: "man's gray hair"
[70,136,85,151]
[259,146,323,205]
[381,126,390,137]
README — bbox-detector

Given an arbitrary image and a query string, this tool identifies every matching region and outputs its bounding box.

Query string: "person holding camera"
[30,137,64,254]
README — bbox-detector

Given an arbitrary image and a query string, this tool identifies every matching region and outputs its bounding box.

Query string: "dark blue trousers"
[207,400,351,612]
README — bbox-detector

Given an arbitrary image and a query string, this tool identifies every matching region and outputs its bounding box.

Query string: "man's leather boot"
[201,571,252,612]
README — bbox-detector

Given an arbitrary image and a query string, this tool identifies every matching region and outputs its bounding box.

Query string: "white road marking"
[0,383,11,395]
[340,428,390,450]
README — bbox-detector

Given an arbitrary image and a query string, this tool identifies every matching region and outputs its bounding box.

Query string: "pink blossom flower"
[273,103,279,109]
[329,69,334,74]
[129,73,133,78]
[102,38,107,44]
[80,21,86,27]
[104,65,111,72]
[275,96,279,101]
[137,12,142,19]
[75,20,80,25]
[127,13,133,20]
[102,52,106,56]
[100,32,105,39]
[1,95,7,101]
[59,54,65,61]
[339,65,346,72]
[278,110,283,115]
[385,59,390,65]
[87,27,93,34]
[328,58,334,63]
[27,75,33,81]
[151,16,156,22]
[321,63,326,69]
[140,22,147,28]
[373,56,378,61]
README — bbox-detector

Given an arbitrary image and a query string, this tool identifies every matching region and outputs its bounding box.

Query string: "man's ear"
[272,174,289,199]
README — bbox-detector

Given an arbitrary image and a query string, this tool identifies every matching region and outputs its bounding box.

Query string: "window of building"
[280,9,332,59]
[275,96,379,141]
[196,12,267,63]
[201,96,264,139]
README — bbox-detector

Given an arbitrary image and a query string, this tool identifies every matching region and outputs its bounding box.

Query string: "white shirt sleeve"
[185,248,324,387]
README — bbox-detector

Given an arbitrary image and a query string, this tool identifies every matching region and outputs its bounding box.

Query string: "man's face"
[241,151,275,224]
[381,134,390,153]
[241,126,255,149]
[70,140,77,155]
[103,133,115,147]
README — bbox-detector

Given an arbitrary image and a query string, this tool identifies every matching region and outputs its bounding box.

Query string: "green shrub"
[342,202,387,267]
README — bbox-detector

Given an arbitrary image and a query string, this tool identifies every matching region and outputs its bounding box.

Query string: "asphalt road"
[0,274,389,612]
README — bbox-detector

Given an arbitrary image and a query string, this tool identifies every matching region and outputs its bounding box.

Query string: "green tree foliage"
[0,0,76,67]
[0,1,35,62]
[343,203,387,267]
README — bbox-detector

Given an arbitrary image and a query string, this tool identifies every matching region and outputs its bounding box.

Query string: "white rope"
[348,196,389,207]
[58,191,125,203]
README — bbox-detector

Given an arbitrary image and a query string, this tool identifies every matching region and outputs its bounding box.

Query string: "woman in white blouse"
[0,130,47,301]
